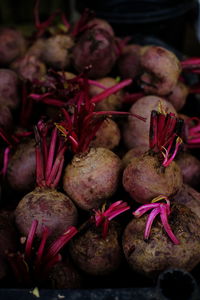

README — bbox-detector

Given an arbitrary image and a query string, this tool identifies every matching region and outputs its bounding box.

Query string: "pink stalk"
[91,79,132,103]
[88,79,107,90]
[44,226,78,264]
[102,219,109,239]
[160,205,180,244]
[162,137,182,167]
[181,57,200,69]
[50,157,64,188]
[25,220,38,260]
[61,13,70,30]
[144,207,160,240]
[35,226,50,268]
[43,253,62,274]
[71,9,94,37]
[149,110,158,150]
[45,127,58,180]
[35,131,45,187]
[133,203,160,218]
[1,147,10,177]
[0,128,13,146]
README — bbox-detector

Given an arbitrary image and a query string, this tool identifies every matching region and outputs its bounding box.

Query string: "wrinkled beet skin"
[140,46,181,96]
[122,146,147,169]
[176,152,200,189]
[118,44,141,79]
[15,187,78,240]
[90,118,120,150]
[174,184,200,218]
[42,35,74,70]
[70,222,122,275]
[11,55,46,81]
[72,28,117,78]
[167,81,189,112]
[123,96,177,150]
[7,138,36,193]
[123,153,183,204]
[48,259,82,289]
[0,28,26,65]
[63,147,122,211]
[0,69,19,109]
[0,214,18,280]
[123,204,200,277]
[89,77,123,111]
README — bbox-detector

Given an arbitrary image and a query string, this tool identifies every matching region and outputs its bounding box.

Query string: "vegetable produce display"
[0,1,200,291]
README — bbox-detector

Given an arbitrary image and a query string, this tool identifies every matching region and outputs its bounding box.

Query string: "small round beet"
[123,96,177,150]
[72,28,117,78]
[176,152,200,189]
[174,184,200,218]
[89,77,123,111]
[123,204,200,278]
[167,81,189,112]
[0,69,19,109]
[87,18,115,36]
[0,28,26,65]
[15,187,78,240]
[70,221,122,275]
[123,153,182,204]
[140,46,181,96]
[48,259,82,288]
[63,147,122,210]
[42,34,74,70]
[118,44,141,79]
[90,118,120,150]
[7,138,36,193]
[0,104,13,132]
[11,55,46,81]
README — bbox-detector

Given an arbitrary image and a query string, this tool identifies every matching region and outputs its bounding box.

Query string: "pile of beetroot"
[1,1,200,290]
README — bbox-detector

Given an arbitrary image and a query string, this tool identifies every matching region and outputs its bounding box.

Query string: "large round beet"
[63,147,122,210]
[15,187,78,240]
[7,138,36,193]
[174,184,200,218]
[123,96,177,150]
[139,46,181,96]
[70,222,122,275]
[122,145,147,169]
[118,44,141,80]
[48,259,82,288]
[123,204,200,278]
[0,28,26,65]
[176,152,200,189]
[167,81,189,112]
[0,69,19,109]
[123,153,182,204]
[72,28,117,78]
[90,118,120,150]
[42,34,74,70]
[89,77,123,111]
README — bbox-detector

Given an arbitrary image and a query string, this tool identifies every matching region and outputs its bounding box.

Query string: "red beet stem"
[149,111,158,151]
[91,79,132,104]
[71,8,95,37]
[34,126,45,187]
[45,127,58,180]
[43,253,62,275]
[160,205,180,244]
[44,226,78,264]
[0,128,14,146]
[123,92,145,103]
[162,136,182,167]
[181,57,200,69]
[88,79,107,89]
[1,147,10,177]
[35,226,50,268]
[25,220,38,260]
[144,207,160,240]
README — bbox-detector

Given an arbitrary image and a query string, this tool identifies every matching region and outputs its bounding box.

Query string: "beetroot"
[63,147,122,210]
[123,96,177,150]
[11,55,46,81]
[87,18,115,36]
[15,122,78,240]
[174,184,200,218]
[123,203,200,277]
[0,69,19,109]
[7,138,36,193]
[89,77,123,111]
[139,46,181,96]
[122,145,147,169]
[70,221,122,275]
[90,118,121,150]
[123,110,183,203]
[176,152,200,189]
[0,104,13,132]
[0,28,26,65]
[27,38,46,59]
[72,28,117,78]
[42,34,74,70]
[167,81,189,112]
[118,44,141,80]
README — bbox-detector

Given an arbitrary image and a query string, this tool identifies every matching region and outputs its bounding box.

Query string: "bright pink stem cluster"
[149,110,183,166]
[34,120,67,188]
[185,117,200,148]
[181,57,200,74]
[133,196,179,245]
[93,200,130,238]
